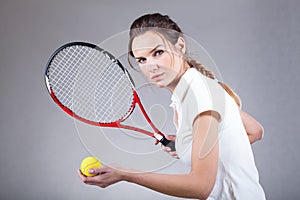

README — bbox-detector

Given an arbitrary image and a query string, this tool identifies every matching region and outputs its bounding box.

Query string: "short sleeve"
[183,73,226,127]
[172,68,227,159]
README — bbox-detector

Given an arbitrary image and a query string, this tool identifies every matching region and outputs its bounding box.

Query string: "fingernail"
[88,169,94,174]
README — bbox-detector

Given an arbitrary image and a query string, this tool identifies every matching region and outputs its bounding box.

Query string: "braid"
[187,59,216,80]
[218,82,242,108]
[187,58,242,108]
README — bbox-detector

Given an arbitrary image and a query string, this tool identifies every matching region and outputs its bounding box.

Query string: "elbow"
[199,192,211,200]
[201,184,215,200]
[256,124,264,140]
[193,189,212,200]
[248,124,264,144]
[259,126,265,140]
[240,110,265,142]
[188,190,209,200]
[188,179,214,199]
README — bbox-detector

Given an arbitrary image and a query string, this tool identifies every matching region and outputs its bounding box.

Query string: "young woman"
[78,13,265,199]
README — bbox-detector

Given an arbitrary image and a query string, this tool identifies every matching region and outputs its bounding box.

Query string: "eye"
[137,57,146,64]
[154,50,164,56]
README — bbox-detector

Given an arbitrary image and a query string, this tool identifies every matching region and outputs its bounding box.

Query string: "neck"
[167,61,190,92]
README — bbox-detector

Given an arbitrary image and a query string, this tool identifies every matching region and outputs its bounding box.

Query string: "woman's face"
[131,31,187,91]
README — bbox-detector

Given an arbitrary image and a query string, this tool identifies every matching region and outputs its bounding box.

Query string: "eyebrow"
[134,45,163,60]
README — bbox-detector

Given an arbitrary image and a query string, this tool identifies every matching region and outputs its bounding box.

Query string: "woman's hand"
[78,165,126,188]
[161,135,179,159]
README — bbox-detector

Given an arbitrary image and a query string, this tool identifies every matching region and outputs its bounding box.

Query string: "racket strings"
[50,46,83,108]
[72,48,131,122]
[48,44,134,123]
[94,65,133,122]
[72,48,103,118]
[75,53,134,122]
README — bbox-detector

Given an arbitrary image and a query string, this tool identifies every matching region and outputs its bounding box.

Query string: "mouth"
[151,73,164,81]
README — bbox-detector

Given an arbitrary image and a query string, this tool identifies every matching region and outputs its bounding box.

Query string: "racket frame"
[44,42,175,150]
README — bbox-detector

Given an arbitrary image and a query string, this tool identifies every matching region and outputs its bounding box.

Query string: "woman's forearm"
[122,113,219,199]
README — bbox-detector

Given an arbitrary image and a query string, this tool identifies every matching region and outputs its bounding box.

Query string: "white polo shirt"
[171,68,265,200]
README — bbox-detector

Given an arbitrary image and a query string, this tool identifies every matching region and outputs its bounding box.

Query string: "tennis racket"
[44,42,176,151]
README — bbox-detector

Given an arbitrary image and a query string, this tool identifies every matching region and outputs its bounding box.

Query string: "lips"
[151,73,164,81]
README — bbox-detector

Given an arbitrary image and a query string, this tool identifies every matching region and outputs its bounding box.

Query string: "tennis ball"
[80,156,102,177]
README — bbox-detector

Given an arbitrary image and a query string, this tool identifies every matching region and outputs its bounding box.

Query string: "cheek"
[158,53,173,68]
[139,66,151,79]
[171,53,184,71]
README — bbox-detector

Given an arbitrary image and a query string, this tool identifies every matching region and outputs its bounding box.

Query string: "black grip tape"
[160,137,176,151]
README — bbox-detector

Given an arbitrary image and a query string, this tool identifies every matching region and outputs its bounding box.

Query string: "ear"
[175,37,186,54]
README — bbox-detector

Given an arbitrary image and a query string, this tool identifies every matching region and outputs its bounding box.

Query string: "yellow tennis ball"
[80,156,102,177]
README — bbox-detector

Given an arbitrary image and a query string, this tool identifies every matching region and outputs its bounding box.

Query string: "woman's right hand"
[161,135,179,159]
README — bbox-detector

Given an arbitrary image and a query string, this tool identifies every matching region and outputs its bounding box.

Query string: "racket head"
[44,42,136,126]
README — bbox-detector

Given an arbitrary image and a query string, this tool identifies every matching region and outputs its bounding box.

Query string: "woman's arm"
[79,111,219,199]
[240,110,264,144]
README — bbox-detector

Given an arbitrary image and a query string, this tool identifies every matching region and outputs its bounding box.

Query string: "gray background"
[0,0,299,199]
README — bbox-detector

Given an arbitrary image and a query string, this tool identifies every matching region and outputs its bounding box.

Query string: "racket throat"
[154,133,163,141]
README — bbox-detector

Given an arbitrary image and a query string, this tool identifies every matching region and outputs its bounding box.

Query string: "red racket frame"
[44,42,175,150]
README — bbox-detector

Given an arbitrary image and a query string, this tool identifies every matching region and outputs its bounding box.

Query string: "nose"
[147,64,159,73]
[146,58,159,72]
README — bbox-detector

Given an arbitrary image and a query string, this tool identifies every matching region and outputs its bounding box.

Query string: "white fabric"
[171,68,265,200]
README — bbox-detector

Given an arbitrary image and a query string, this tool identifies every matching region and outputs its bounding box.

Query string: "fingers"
[78,169,93,185]
[161,144,179,159]
[165,135,176,141]
[78,166,121,188]
[88,166,109,175]
[161,145,171,152]
[77,166,105,182]
[161,135,176,152]
[78,169,86,179]
[78,168,106,187]
[79,166,110,179]
[169,151,179,159]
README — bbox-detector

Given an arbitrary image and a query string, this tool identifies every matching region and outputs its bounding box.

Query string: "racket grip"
[160,137,176,151]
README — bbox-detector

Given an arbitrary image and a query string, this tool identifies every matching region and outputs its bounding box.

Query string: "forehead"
[131,31,166,56]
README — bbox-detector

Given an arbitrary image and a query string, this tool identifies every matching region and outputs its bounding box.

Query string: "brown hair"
[128,13,242,108]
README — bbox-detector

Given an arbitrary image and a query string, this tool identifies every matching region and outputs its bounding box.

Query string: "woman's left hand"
[78,165,125,188]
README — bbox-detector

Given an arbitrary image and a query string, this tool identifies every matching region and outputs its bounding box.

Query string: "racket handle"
[160,137,176,151]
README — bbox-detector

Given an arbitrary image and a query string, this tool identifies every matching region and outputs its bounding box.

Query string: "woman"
[78,13,265,199]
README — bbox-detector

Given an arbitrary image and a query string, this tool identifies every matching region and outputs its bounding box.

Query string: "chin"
[155,82,165,88]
